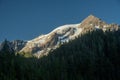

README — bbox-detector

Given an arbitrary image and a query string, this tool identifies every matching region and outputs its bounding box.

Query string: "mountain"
[0,15,120,80]
[0,15,119,57]
[20,15,119,57]
[20,23,82,57]
[10,40,27,52]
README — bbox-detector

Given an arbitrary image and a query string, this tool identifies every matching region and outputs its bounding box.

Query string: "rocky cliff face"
[10,40,27,52]
[0,15,119,57]
[79,15,119,33]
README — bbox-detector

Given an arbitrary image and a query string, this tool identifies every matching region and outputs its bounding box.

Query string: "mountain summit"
[82,14,101,23]
[80,15,105,27]
[0,15,119,57]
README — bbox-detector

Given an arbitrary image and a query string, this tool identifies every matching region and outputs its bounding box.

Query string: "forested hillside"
[0,30,120,80]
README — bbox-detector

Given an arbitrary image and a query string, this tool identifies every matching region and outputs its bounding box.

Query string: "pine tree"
[0,39,14,54]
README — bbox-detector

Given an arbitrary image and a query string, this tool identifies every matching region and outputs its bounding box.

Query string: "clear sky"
[0,0,120,41]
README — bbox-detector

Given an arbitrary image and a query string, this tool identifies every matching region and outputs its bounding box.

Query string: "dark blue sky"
[0,0,120,41]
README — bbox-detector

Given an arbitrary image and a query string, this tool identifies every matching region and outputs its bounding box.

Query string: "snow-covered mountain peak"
[20,23,83,56]
[19,15,119,57]
[49,24,80,34]
[1,15,119,58]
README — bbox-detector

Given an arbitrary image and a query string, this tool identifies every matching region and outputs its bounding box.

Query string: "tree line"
[0,29,120,80]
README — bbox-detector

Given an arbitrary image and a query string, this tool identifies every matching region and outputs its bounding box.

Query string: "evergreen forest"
[0,30,120,80]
